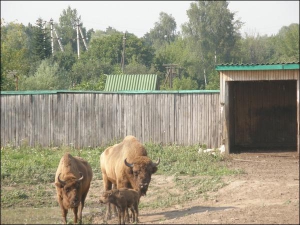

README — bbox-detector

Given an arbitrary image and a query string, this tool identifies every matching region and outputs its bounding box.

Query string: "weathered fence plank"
[1,91,221,148]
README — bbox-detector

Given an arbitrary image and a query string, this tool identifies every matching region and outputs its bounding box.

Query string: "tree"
[160,76,198,90]
[125,33,155,67]
[87,32,154,69]
[24,22,35,62]
[205,70,220,90]
[32,18,52,61]
[57,6,87,54]
[53,50,77,73]
[273,23,299,62]
[19,59,61,90]
[1,19,30,90]
[144,12,177,51]
[70,52,113,87]
[238,33,275,64]
[182,1,242,87]
[153,37,198,89]
[90,27,122,40]
[124,60,155,74]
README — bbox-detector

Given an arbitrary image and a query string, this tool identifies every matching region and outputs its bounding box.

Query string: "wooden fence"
[1,90,221,148]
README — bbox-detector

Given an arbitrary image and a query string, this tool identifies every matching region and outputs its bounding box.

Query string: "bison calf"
[99,188,140,224]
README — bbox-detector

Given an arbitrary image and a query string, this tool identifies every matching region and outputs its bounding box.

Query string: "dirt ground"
[89,151,299,224]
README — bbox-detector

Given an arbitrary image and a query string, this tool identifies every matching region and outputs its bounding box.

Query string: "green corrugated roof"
[215,62,299,71]
[104,74,158,91]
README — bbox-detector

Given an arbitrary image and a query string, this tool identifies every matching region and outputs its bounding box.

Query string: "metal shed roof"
[104,74,158,91]
[215,62,299,71]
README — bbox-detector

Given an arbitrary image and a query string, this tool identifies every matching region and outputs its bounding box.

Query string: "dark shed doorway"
[229,80,297,152]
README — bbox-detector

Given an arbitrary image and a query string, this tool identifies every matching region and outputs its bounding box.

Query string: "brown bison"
[99,188,140,224]
[100,135,160,219]
[55,152,93,224]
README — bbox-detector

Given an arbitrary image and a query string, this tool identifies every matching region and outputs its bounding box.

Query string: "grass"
[145,142,241,176]
[1,143,106,209]
[1,141,243,223]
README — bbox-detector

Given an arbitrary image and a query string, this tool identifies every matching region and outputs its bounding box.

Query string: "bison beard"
[100,135,160,220]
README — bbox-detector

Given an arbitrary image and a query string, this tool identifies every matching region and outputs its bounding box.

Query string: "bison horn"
[57,173,66,185]
[124,158,134,168]
[77,172,84,181]
[152,158,160,167]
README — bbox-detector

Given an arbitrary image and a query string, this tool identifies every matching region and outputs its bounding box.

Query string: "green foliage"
[1,5,299,92]
[19,59,62,90]
[160,76,198,90]
[205,70,220,90]
[57,6,82,53]
[70,52,113,86]
[32,18,52,61]
[88,32,154,69]
[123,60,155,74]
[70,76,106,91]
[53,50,77,72]
[91,26,122,40]
[1,20,30,90]
[239,33,275,64]
[274,23,299,62]
[88,32,123,65]
[182,1,243,78]
[144,12,178,51]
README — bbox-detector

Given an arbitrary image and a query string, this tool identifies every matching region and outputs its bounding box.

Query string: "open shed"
[216,62,299,154]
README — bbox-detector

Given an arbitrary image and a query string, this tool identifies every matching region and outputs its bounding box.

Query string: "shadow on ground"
[142,205,235,222]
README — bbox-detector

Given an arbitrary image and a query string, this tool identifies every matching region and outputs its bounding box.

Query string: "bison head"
[124,157,160,196]
[99,190,118,204]
[55,173,84,208]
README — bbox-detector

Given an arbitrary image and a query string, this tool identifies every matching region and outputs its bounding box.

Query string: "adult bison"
[100,135,160,219]
[55,152,93,224]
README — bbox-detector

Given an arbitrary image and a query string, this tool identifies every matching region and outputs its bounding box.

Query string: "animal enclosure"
[0,90,221,148]
[230,80,296,150]
[216,62,300,153]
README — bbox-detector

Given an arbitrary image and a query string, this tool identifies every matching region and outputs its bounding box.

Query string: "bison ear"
[152,166,158,174]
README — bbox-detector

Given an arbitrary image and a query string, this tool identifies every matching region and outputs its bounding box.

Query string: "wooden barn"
[216,62,300,154]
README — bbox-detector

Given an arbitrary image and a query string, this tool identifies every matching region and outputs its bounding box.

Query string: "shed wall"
[231,80,297,150]
[220,70,298,103]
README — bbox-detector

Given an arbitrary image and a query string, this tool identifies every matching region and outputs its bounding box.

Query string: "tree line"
[1,1,299,91]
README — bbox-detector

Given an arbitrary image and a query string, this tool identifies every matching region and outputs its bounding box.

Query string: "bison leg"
[125,207,131,223]
[78,192,88,223]
[129,206,136,223]
[103,174,114,220]
[72,207,78,224]
[59,205,68,224]
[111,184,118,217]
[120,208,126,225]
[133,202,139,223]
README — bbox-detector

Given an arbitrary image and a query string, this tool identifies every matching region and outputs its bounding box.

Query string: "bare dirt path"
[91,152,299,224]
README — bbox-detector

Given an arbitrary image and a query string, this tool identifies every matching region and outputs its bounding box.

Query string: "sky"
[1,1,299,38]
